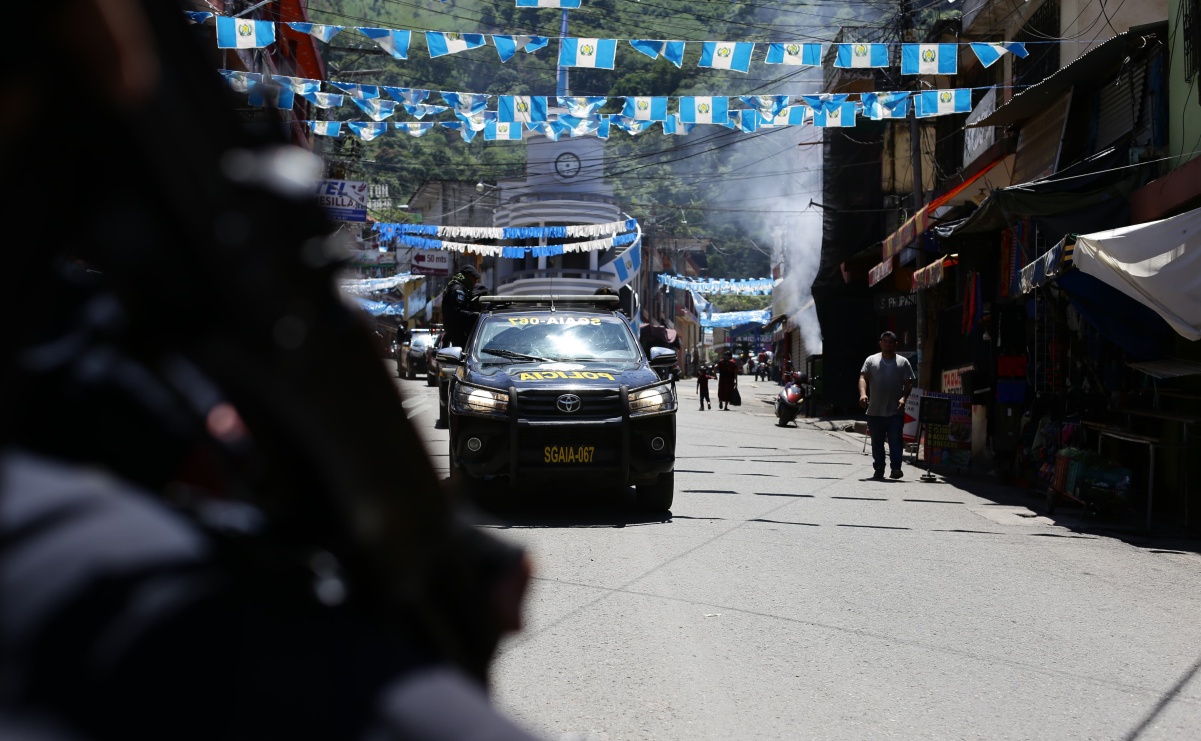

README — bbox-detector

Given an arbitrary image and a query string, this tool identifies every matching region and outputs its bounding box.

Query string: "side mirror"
[436,347,464,365]
[648,347,677,367]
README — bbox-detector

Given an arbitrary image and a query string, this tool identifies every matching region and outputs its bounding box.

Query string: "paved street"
[392,366,1201,740]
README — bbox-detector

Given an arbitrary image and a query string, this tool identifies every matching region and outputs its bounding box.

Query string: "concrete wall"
[1168,0,1201,167]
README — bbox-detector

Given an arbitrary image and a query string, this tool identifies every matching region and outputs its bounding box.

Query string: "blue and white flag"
[247,82,294,109]
[217,17,275,49]
[352,98,401,121]
[485,121,524,140]
[765,42,822,66]
[526,122,562,141]
[662,115,695,136]
[915,89,971,117]
[678,96,729,124]
[628,40,686,68]
[800,93,849,114]
[270,75,321,94]
[739,95,791,118]
[455,109,496,131]
[557,96,607,117]
[492,35,549,62]
[426,32,486,58]
[901,44,957,75]
[395,122,437,137]
[969,41,1029,68]
[439,92,490,114]
[218,69,261,93]
[611,244,641,284]
[862,92,911,120]
[308,120,342,137]
[556,115,599,137]
[834,43,888,68]
[287,23,344,43]
[404,103,448,119]
[610,116,654,135]
[516,0,581,6]
[329,82,380,100]
[300,91,344,109]
[498,95,548,123]
[733,109,760,133]
[185,11,213,25]
[358,28,411,59]
[812,101,856,127]
[558,38,617,69]
[439,122,478,142]
[383,87,429,104]
[698,41,754,72]
[347,121,389,141]
[596,115,611,140]
[623,96,669,121]
[761,106,808,126]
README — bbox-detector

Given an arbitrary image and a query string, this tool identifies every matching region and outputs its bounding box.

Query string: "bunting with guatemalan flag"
[426,32,486,57]
[286,23,344,43]
[739,95,791,119]
[610,116,655,135]
[812,101,856,128]
[760,106,808,127]
[835,43,888,68]
[351,98,401,121]
[915,89,971,117]
[662,115,695,136]
[611,244,641,284]
[623,97,669,121]
[969,41,1029,67]
[439,92,490,114]
[732,109,760,133]
[558,38,618,69]
[216,17,275,49]
[346,121,389,141]
[300,91,344,109]
[698,42,755,72]
[628,40,686,68]
[455,110,495,131]
[395,122,437,137]
[383,87,428,105]
[678,96,729,124]
[862,91,911,120]
[516,0,581,6]
[218,70,261,93]
[307,121,342,137]
[901,44,957,75]
[248,82,294,109]
[440,121,478,142]
[329,82,379,100]
[498,95,548,123]
[765,42,822,66]
[485,121,524,141]
[558,96,607,117]
[358,28,411,59]
[270,75,321,94]
[526,122,562,141]
[403,103,448,118]
[492,35,550,62]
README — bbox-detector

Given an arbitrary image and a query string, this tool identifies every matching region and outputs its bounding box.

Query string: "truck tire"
[635,471,674,512]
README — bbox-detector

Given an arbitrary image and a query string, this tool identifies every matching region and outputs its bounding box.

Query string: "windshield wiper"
[480,348,552,362]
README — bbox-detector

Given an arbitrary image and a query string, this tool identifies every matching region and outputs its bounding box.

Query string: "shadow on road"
[463,485,672,529]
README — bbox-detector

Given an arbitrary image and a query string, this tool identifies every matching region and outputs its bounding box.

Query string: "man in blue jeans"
[859,331,915,479]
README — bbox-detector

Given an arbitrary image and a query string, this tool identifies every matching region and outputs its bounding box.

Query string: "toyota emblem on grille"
[556,394,582,413]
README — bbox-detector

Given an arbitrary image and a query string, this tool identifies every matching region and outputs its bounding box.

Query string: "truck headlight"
[454,384,509,415]
[629,384,676,415]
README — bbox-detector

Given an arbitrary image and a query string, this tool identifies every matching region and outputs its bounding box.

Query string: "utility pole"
[901,0,927,379]
[557,10,570,97]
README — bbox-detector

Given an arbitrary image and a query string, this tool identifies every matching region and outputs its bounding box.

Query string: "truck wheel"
[635,471,674,512]
[426,372,438,387]
[406,361,416,380]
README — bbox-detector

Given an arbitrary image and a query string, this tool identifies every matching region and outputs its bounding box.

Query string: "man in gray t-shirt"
[859,331,916,479]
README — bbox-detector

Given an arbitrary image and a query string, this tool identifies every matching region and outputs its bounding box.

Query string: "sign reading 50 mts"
[317,179,368,222]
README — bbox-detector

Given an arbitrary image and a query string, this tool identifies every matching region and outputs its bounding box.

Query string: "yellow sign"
[517,371,615,381]
[544,446,596,464]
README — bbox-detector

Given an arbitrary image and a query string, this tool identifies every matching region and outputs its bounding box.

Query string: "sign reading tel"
[317,179,368,222]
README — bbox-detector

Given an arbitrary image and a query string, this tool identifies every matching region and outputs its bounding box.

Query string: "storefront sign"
[911,259,946,292]
[904,389,972,463]
[317,179,368,222]
[411,250,451,276]
[874,292,917,314]
[883,208,930,260]
[350,250,396,266]
[941,364,972,393]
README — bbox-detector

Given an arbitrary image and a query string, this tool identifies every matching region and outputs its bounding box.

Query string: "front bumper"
[450,385,675,486]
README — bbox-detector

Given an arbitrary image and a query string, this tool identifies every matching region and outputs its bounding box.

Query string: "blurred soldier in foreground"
[0,1,538,739]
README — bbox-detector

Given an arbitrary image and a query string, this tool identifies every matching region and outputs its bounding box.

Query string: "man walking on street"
[859,331,915,479]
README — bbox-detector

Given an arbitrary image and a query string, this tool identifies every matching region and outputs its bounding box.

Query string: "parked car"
[423,329,446,387]
[396,328,436,380]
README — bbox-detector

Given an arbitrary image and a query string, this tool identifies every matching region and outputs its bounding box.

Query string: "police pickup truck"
[437,295,677,510]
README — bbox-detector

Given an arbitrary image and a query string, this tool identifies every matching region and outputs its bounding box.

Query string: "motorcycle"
[774,372,809,427]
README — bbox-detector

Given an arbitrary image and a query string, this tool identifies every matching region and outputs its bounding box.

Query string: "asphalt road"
[391,364,1201,740]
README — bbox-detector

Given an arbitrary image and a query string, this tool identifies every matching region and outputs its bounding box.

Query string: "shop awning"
[1127,358,1201,380]
[973,24,1164,128]
[1019,239,1074,294]
[910,254,958,292]
[882,158,1007,259]
[1073,206,1201,340]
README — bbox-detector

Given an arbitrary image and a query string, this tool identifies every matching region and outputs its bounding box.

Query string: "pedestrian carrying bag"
[729,386,742,407]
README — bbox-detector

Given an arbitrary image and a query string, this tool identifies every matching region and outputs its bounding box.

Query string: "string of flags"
[389,232,638,257]
[658,275,775,295]
[337,272,424,296]
[373,218,640,257]
[189,13,1030,74]
[700,308,773,328]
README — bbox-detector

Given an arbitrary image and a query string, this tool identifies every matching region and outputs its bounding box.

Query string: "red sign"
[411,251,450,276]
